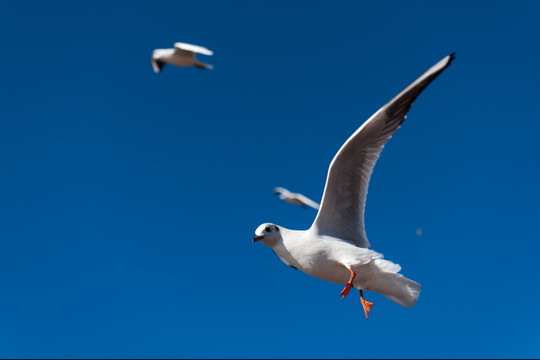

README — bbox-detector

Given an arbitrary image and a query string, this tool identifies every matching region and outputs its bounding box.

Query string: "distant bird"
[273,187,320,210]
[416,227,423,236]
[253,53,455,319]
[151,42,213,73]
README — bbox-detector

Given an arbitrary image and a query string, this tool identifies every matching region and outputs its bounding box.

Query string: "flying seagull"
[151,42,213,73]
[273,187,320,210]
[253,53,455,319]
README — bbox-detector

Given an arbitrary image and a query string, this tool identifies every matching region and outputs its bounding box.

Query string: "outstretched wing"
[174,42,214,56]
[274,187,320,210]
[294,193,320,210]
[310,53,455,248]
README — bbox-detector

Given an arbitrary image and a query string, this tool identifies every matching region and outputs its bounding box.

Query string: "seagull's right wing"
[295,193,320,210]
[174,42,214,56]
[311,53,455,248]
[151,57,166,73]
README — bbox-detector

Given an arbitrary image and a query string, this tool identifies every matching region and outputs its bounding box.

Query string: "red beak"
[252,235,264,242]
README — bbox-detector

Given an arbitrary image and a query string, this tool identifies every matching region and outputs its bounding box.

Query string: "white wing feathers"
[174,42,214,56]
[295,193,320,210]
[273,187,320,210]
[311,53,455,248]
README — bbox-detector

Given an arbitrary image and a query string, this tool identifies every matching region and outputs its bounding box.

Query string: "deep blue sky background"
[1,0,539,358]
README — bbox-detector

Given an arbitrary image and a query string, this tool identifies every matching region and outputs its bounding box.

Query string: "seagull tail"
[368,268,421,308]
[194,62,213,70]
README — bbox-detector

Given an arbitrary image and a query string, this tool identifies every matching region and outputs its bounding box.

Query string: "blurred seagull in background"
[151,42,213,73]
[273,187,320,210]
[253,53,455,319]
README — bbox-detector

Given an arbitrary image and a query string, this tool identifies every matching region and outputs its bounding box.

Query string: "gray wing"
[310,53,455,248]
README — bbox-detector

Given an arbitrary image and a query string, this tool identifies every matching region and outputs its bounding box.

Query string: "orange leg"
[360,290,374,319]
[339,268,356,300]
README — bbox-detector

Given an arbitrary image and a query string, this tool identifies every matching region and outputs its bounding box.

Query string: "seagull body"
[151,42,213,73]
[253,53,455,318]
[273,187,320,210]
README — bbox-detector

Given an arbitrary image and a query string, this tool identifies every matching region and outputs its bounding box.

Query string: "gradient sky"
[1,0,540,358]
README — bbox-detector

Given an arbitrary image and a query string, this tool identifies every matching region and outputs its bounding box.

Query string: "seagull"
[253,53,455,319]
[273,187,320,210]
[151,42,214,73]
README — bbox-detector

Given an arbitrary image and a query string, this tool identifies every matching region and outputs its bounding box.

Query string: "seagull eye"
[265,226,271,232]
[275,226,279,232]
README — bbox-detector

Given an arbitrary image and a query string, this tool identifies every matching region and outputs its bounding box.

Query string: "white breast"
[273,230,383,285]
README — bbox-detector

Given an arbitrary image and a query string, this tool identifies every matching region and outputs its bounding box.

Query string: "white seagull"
[273,187,320,210]
[253,53,455,319]
[151,42,214,73]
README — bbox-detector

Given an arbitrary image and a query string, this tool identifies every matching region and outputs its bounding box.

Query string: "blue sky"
[1,0,539,358]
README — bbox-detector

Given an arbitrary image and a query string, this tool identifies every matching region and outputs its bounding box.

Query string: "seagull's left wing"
[174,42,214,56]
[311,53,455,248]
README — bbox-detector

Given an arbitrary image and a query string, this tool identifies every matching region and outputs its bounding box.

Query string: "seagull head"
[152,49,175,60]
[151,49,161,60]
[253,223,282,245]
[273,187,290,200]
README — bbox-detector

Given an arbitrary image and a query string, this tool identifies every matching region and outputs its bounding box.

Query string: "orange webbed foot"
[340,283,353,300]
[360,290,374,319]
[339,268,356,300]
